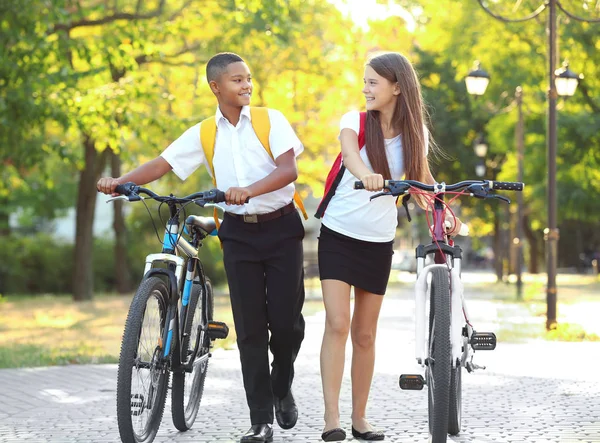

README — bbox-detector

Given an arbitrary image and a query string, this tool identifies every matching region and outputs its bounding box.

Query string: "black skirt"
[318,224,394,296]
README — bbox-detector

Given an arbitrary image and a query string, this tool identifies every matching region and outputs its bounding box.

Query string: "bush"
[0,232,227,296]
[0,234,73,294]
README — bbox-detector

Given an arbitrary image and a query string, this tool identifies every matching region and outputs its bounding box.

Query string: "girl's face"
[362,65,399,112]
[213,61,253,107]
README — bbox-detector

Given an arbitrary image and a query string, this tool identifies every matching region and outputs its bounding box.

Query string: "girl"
[317,52,460,442]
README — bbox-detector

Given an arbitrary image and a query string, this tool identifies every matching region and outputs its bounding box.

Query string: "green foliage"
[0,232,226,295]
[546,323,600,342]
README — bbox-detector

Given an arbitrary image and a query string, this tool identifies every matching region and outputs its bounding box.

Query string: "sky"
[329,0,417,32]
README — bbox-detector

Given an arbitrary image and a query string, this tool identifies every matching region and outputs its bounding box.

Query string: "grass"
[460,272,600,342]
[0,290,325,369]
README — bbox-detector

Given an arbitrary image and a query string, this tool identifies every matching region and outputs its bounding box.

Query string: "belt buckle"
[243,214,258,223]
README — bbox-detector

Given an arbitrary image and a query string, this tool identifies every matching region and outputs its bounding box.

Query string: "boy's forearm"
[247,163,298,197]
[117,157,172,186]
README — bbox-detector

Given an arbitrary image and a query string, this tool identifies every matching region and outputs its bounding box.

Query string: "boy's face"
[210,61,252,107]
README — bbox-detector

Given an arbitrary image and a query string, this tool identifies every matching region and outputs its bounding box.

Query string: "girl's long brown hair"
[364,52,431,183]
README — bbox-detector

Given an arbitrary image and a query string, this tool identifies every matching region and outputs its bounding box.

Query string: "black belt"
[226,202,296,224]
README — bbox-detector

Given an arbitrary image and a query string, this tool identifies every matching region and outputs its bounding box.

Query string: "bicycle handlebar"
[354,179,524,193]
[114,182,226,206]
[353,179,524,203]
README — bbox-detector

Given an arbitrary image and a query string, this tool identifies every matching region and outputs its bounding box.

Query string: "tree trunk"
[493,209,503,282]
[523,214,539,274]
[72,136,108,301]
[0,199,10,235]
[111,149,131,294]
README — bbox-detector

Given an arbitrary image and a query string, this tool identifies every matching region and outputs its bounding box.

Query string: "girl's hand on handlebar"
[445,216,469,237]
[360,174,384,191]
[97,177,121,196]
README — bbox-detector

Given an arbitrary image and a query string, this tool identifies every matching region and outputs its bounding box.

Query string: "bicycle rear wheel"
[117,276,170,443]
[171,278,214,431]
[427,267,451,443]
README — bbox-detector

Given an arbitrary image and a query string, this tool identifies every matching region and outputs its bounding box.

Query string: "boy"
[97,52,305,443]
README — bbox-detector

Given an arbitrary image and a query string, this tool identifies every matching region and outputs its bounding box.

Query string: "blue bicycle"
[108,182,229,443]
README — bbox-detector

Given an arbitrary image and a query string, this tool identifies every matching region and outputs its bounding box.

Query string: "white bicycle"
[355,178,524,443]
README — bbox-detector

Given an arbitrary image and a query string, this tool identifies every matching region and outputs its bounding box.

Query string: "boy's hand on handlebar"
[360,174,384,191]
[225,187,253,205]
[97,177,121,196]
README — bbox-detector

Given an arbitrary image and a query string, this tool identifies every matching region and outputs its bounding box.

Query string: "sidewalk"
[1,286,599,442]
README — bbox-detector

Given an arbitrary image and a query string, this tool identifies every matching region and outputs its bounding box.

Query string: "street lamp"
[555,61,581,97]
[465,61,490,96]
[473,135,488,158]
[477,0,597,330]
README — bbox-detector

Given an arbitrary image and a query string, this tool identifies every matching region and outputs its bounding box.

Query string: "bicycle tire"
[117,276,170,443]
[171,278,214,431]
[448,363,462,435]
[427,267,452,443]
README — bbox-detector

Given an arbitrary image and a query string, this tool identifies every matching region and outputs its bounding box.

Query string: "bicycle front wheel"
[427,267,452,443]
[448,363,462,435]
[171,278,214,431]
[117,276,170,443]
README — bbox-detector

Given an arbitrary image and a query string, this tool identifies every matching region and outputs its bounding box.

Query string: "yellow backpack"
[199,106,307,228]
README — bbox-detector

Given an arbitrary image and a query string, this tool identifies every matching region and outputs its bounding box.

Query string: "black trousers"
[218,209,306,425]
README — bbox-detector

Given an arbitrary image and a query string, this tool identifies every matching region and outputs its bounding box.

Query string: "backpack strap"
[315,111,366,219]
[249,107,308,220]
[199,117,218,186]
[199,117,221,229]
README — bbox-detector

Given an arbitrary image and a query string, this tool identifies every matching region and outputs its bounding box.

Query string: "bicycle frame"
[142,203,212,371]
[413,191,473,369]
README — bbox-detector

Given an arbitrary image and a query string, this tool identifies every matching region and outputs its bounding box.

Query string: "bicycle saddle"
[185,215,219,235]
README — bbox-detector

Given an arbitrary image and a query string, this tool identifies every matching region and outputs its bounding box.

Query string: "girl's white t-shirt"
[321,110,428,243]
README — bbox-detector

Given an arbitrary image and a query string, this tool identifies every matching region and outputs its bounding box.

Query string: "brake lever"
[369,191,393,201]
[106,195,129,203]
[489,194,511,204]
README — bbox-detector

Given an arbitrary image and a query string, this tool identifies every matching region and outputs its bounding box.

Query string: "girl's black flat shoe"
[351,426,385,441]
[321,427,346,441]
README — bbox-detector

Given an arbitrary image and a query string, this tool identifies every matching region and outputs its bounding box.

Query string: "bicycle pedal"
[206,321,229,340]
[471,332,497,350]
[130,393,145,416]
[399,374,425,390]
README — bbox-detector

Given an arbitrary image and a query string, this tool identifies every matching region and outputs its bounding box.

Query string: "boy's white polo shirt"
[161,106,303,215]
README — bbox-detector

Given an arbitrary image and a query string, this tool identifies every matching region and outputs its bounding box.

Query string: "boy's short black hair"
[206,52,245,83]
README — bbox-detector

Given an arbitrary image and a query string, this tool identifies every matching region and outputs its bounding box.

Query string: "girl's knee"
[325,314,350,337]
[351,329,376,349]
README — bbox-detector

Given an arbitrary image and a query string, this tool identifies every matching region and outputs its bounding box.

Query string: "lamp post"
[515,87,524,299]
[476,0,596,329]
[473,133,488,177]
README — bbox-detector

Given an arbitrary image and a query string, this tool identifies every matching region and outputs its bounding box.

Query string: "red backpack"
[314,112,367,219]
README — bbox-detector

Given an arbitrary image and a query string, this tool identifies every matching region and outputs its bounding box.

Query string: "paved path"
[1,289,600,443]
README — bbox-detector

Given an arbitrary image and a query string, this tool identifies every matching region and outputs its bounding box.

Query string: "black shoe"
[240,424,274,442]
[274,390,298,429]
[321,427,346,441]
[351,426,385,441]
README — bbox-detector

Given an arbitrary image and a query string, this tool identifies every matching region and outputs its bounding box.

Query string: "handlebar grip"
[490,181,524,191]
[214,191,226,203]
[115,182,138,196]
[354,181,365,190]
